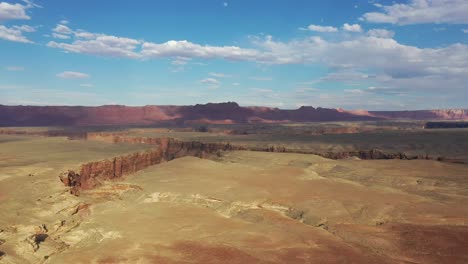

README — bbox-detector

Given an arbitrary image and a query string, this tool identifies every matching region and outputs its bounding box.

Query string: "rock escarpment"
[60,138,241,195]
[60,131,465,195]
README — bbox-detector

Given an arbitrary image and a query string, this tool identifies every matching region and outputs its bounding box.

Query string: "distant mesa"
[0,102,467,126]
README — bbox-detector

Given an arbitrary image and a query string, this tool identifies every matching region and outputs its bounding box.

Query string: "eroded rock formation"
[60,137,241,195]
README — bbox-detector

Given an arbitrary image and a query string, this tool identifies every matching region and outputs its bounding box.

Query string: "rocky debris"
[71,203,91,216]
[140,192,333,231]
[24,225,48,252]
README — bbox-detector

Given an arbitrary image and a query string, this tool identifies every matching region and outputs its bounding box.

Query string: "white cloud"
[367,29,395,38]
[200,78,220,85]
[343,23,363,32]
[0,24,33,43]
[232,82,240,86]
[463,29,468,33]
[0,1,30,21]
[47,25,260,61]
[200,78,221,89]
[320,71,372,82]
[80,83,94,88]
[171,56,191,65]
[74,30,98,39]
[56,71,90,79]
[362,0,468,25]
[303,24,338,32]
[140,40,261,61]
[45,24,468,99]
[209,72,231,78]
[0,2,37,43]
[59,19,69,25]
[48,33,142,58]
[296,87,320,93]
[53,24,73,34]
[5,66,24,71]
[52,32,70,39]
[12,24,35,32]
[344,89,365,94]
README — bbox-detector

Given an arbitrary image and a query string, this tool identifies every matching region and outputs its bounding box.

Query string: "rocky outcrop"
[60,138,241,195]
[88,132,461,162]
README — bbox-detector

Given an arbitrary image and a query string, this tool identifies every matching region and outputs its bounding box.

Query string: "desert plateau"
[1,105,468,263]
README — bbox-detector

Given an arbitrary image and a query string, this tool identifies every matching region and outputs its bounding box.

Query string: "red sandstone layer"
[60,137,241,195]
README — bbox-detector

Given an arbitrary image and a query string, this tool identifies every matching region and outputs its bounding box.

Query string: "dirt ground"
[0,134,468,263]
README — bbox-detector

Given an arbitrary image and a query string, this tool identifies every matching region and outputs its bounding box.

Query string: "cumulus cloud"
[47,24,144,58]
[56,71,90,79]
[12,24,34,32]
[171,56,191,65]
[302,24,338,32]
[343,23,363,32]
[46,24,468,98]
[0,24,33,42]
[200,78,221,89]
[367,29,395,38]
[52,32,70,39]
[200,78,220,85]
[48,33,142,58]
[0,1,38,43]
[53,24,73,34]
[0,1,30,21]
[209,72,231,78]
[362,0,468,25]
[320,71,373,83]
[140,40,262,61]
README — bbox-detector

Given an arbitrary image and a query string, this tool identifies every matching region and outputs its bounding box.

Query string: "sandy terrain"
[1,133,467,263]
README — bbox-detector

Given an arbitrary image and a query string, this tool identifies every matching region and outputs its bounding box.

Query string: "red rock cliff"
[60,137,241,195]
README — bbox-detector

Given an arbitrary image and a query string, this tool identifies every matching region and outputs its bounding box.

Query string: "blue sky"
[0,0,467,110]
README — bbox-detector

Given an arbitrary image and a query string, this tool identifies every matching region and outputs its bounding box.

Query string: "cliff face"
[60,137,242,195]
[61,132,464,195]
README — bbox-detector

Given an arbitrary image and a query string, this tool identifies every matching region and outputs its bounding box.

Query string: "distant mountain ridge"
[0,102,467,126]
